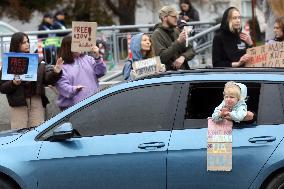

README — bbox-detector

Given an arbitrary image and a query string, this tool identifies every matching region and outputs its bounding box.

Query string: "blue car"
[0,68,284,189]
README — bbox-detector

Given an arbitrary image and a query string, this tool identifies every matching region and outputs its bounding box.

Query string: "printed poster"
[1,53,39,81]
[71,21,97,52]
[245,41,284,67]
[132,56,165,79]
[207,118,233,171]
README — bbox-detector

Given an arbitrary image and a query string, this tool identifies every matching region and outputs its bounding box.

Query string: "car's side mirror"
[48,122,74,142]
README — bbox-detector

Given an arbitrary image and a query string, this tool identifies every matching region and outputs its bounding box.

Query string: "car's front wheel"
[0,176,19,189]
[266,173,284,189]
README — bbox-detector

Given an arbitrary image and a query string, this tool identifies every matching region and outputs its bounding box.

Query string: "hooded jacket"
[130,33,144,62]
[151,23,195,70]
[212,7,252,67]
[123,33,144,80]
[179,0,200,22]
[212,82,247,123]
[123,33,166,80]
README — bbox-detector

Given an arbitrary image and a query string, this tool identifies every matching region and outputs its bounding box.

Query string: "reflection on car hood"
[0,129,23,145]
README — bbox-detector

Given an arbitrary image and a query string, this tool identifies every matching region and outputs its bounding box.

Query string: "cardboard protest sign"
[207,118,232,171]
[246,41,284,67]
[1,53,39,81]
[71,21,97,52]
[131,56,165,79]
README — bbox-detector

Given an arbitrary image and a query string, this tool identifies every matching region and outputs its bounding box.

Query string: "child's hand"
[223,114,232,121]
[220,107,230,117]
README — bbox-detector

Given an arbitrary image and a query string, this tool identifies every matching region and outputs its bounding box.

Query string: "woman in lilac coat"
[56,35,107,110]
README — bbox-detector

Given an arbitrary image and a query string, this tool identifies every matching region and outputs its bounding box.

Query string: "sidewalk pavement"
[0,87,60,131]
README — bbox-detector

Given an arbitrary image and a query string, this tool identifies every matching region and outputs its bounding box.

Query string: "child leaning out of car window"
[212,81,250,123]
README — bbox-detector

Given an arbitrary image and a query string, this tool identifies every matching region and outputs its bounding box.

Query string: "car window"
[258,83,284,124]
[182,82,261,129]
[280,84,284,112]
[43,84,181,138]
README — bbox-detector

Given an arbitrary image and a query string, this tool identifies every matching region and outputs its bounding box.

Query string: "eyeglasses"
[167,15,177,18]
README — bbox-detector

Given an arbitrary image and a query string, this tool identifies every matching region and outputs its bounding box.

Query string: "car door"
[35,83,181,189]
[167,82,284,189]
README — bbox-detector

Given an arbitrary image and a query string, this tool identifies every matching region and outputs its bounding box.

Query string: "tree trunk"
[106,0,137,25]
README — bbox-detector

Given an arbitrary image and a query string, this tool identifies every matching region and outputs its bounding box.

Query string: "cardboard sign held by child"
[207,118,233,171]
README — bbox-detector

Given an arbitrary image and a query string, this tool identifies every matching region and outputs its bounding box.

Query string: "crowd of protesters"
[1,0,284,130]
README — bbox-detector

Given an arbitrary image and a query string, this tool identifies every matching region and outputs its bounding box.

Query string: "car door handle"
[248,136,276,143]
[138,142,165,149]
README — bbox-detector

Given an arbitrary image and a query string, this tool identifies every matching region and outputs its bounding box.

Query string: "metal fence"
[0,21,216,67]
[0,22,220,130]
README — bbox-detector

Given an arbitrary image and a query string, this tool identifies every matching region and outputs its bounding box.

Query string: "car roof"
[122,68,283,84]
[132,68,284,81]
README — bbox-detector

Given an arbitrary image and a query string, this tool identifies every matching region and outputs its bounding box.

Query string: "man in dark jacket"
[151,6,195,71]
[53,11,68,37]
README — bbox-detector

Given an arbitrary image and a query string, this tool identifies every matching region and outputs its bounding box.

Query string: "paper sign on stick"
[71,21,97,52]
[207,118,233,171]
[1,53,39,81]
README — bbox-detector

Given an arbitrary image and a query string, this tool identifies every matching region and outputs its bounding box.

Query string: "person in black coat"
[212,7,253,67]
[0,32,63,129]
[52,11,68,37]
[179,0,200,22]
[38,13,54,39]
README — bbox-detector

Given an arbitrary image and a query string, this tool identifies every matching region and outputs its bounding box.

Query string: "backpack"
[123,59,132,80]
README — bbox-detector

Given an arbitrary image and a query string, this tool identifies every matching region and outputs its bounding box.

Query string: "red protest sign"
[7,57,29,75]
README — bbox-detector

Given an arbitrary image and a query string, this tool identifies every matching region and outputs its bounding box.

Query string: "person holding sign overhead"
[55,35,106,110]
[0,32,63,129]
[212,7,253,68]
